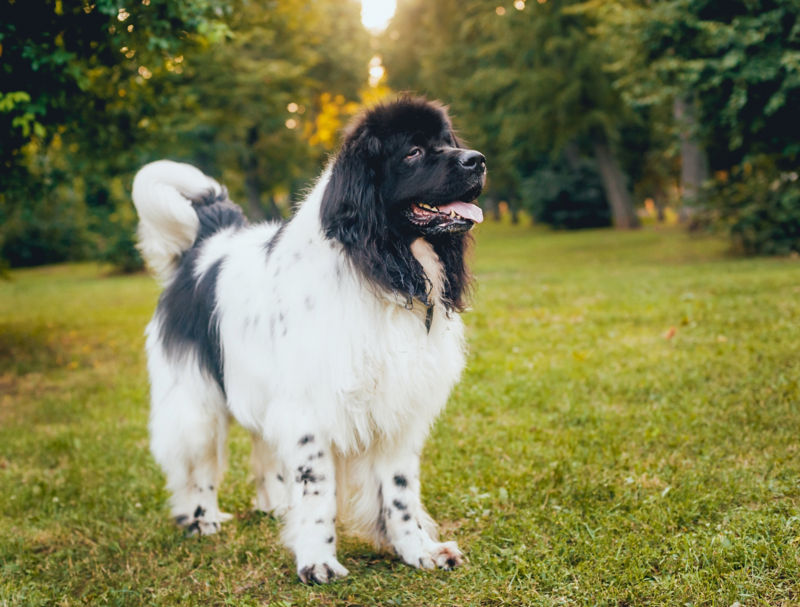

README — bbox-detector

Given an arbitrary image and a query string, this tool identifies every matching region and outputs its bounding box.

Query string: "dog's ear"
[320,129,384,249]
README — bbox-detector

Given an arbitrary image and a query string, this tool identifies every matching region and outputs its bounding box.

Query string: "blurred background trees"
[382,0,799,250]
[1,0,798,270]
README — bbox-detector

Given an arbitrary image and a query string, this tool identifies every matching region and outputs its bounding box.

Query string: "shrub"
[521,160,611,230]
[702,160,800,256]
[0,175,91,267]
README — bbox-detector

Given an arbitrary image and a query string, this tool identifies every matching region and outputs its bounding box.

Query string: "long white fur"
[132,160,224,284]
[137,160,466,581]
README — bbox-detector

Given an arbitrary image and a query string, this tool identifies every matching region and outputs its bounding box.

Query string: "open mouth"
[407,200,484,233]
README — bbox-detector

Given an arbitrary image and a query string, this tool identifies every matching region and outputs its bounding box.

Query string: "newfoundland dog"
[132,97,486,583]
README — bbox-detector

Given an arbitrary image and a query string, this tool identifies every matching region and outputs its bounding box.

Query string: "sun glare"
[361,0,396,33]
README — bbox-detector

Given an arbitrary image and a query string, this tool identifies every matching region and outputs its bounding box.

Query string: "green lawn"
[1,224,799,606]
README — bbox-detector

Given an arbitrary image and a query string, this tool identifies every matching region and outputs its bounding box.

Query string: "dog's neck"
[409,238,444,305]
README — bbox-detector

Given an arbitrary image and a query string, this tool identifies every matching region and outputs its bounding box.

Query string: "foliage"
[2,225,800,604]
[382,0,642,228]
[700,160,800,256]
[522,159,611,229]
[589,0,800,167]
[0,0,369,270]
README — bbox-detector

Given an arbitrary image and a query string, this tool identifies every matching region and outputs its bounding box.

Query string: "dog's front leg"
[278,431,348,584]
[374,452,464,570]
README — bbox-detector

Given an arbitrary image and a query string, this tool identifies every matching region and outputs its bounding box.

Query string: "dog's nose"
[459,150,486,171]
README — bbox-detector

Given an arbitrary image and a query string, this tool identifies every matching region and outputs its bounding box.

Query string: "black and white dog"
[132,97,486,583]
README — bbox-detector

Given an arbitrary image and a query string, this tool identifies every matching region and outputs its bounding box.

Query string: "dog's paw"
[297,558,349,584]
[175,508,231,536]
[416,541,464,570]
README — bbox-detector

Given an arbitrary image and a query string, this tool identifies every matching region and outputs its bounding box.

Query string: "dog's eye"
[405,147,423,160]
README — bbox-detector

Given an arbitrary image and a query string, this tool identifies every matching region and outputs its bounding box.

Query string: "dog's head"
[320,97,486,310]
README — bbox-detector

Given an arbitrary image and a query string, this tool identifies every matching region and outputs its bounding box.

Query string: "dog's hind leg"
[270,424,348,584]
[147,344,231,535]
[251,434,289,516]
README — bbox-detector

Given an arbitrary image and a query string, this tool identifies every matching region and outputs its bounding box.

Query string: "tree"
[1,0,371,268]
[583,0,800,252]
[381,0,641,228]
[0,0,229,267]
[166,0,370,220]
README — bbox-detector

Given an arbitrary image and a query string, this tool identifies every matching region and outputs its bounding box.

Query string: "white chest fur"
[212,225,466,454]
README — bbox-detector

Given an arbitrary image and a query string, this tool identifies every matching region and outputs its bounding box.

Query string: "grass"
[1,223,799,606]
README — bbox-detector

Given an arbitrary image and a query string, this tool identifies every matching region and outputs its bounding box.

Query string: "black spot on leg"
[299,434,314,446]
[326,536,334,544]
[296,465,324,484]
[393,474,408,488]
[393,499,407,511]
[277,474,284,482]
[175,515,189,526]
[194,505,206,518]
[317,450,324,458]
[186,520,201,534]
[315,518,324,524]
[208,485,214,491]
[402,513,411,522]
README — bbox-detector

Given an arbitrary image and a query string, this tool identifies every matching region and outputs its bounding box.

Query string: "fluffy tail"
[132,160,224,283]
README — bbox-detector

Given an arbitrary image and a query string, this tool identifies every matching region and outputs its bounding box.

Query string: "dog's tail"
[132,160,232,283]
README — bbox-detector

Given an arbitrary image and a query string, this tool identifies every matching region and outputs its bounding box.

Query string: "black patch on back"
[157,192,246,392]
[191,189,247,243]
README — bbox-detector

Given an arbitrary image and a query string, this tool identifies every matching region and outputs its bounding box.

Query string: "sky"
[361,0,397,32]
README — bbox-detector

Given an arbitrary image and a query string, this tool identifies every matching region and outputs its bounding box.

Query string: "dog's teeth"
[450,210,456,218]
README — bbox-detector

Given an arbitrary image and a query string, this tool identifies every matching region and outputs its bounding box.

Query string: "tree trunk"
[244,160,266,222]
[244,126,266,221]
[592,138,640,229]
[673,96,709,221]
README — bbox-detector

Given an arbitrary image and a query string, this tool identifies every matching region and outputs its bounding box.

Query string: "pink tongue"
[437,201,484,223]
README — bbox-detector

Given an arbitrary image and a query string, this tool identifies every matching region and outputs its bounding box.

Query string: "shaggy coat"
[132,97,486,583]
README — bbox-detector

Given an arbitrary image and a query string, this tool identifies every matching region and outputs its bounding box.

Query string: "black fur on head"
[319,96,486,312]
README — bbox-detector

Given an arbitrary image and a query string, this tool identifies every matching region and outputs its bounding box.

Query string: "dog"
[132,97,486,583]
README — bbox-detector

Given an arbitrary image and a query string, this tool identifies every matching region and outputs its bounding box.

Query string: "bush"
[702,160,800,256]
[89,176,144,273]
[521,160,611,229]
[0,174,91,267]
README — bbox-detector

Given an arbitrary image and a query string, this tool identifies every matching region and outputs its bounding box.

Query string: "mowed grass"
[1,223,799,606]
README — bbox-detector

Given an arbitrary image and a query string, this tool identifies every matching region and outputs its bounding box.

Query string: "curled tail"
[132,160,242,283]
